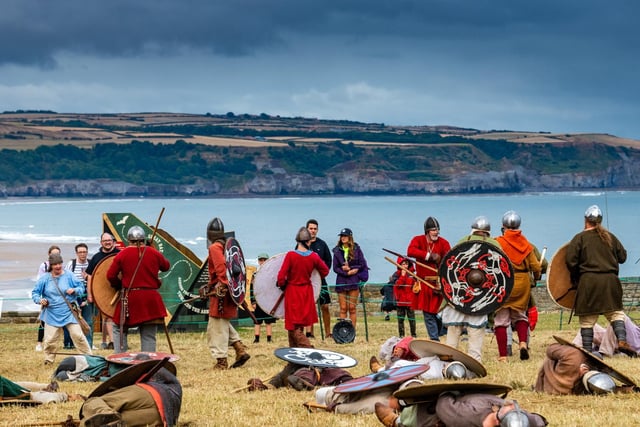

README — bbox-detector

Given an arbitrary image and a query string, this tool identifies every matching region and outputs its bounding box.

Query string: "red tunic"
[107,245,170,327]
[407,235,451,313]
[277,250,329,331]
[393,271,416,308]
[207,241,238,319]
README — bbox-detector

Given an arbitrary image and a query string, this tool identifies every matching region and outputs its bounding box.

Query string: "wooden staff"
[382,248,438,273]
[384,256,439,290]
[178,291,259,324]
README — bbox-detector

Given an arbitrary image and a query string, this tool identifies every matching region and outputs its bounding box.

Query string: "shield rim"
[553,335,637,387]
[409,339,487,377]
[91,253,119,318]
[334,364,429,394]
[439,240,514,315]
[393,381,511,404]
[546,244,575,310]
[225,237,247,307]
[332,319,356,344]
[273,347,358,368]
[106,351,181,365]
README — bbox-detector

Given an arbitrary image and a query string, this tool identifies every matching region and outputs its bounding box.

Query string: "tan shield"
[410,339,487,378]
[394,381,511,405]
[553,336,637,387]
[546,243,575,310]
[91,254,119,318]
[253,252,321,319]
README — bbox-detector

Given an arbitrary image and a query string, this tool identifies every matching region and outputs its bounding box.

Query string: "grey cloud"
[1,1,638,66]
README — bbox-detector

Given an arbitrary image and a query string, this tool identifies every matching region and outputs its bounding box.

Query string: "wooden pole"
[383,256,439,291]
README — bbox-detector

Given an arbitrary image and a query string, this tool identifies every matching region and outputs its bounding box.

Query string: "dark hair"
[75,243,88,252]
[306,219,318,227]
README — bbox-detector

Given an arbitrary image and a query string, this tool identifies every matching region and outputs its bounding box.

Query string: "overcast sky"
[2,1,639,138]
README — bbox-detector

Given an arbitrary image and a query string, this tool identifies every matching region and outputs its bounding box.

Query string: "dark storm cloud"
[2,0,637,66]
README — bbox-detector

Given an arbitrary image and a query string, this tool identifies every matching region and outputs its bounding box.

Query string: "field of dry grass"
[2,112,638,152]
[1,311,640,427]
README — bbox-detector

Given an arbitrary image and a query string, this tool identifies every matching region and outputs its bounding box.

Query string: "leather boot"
[409,318,417,338]
[268,362,299,388]
[369,356,383,373]
[612,320,637,357]
[580,328,594,353]
[374,402,398,427]
[287,375,314,391]
[231,341,251,368]
[397,320,405,338]
[214,358,228,370]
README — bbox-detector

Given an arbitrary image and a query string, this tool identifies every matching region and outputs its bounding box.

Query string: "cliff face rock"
[2,160,640,197]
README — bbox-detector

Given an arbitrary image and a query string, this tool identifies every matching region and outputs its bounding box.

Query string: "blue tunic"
[31,271,85,327]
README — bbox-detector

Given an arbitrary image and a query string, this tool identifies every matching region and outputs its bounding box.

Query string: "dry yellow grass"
[1,312,640,426]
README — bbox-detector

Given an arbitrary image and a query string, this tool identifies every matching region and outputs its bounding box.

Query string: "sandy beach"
[0,241,81,281]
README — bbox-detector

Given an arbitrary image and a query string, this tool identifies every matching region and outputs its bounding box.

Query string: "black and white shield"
[439,240,514,315]
[274,347,357,368]
[225,237,246,307]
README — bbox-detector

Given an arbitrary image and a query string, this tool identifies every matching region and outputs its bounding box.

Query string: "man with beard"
[85,232,120,350]
[305,219,333,340]
[407,216,450,341]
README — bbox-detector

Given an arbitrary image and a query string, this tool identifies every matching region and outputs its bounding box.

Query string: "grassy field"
[1,312,639,426]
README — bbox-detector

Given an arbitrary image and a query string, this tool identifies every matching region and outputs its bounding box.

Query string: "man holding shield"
[200,217,251,370]
[277,227,330,348]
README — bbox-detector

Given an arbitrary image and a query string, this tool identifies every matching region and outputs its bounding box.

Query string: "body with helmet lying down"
[375,387,548,427]
[534,339,638,395]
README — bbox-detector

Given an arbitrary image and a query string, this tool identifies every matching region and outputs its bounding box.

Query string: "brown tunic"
[565,228,626,316]
[534,343,587,395]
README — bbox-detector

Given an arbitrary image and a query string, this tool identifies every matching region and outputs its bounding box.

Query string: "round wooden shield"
[410,339,487,378]
[225,237,247,307]
[546,243,575,309]
[253,253,321,319]
[393,381,511,405]
[244,265,257,310]
[553,335,637,387]
[439,240,514,315]
[91,253,118,318]
[106,351,180,366]
[334,364,429,394]
[274,347,357,368]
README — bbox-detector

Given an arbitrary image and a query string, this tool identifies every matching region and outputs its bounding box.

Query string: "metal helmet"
[127,226,146,243]
[582,370,616,394]
[443,361,467,380]
[584,205,603,224]
[296,226,312,243]
[207,217,225,242]
[498,400,530,427]
[423,216,440,233]
[502,210,521,229]
[471,216,491,232]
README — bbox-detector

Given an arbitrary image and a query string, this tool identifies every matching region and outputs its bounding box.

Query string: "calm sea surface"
[1,192,639,310]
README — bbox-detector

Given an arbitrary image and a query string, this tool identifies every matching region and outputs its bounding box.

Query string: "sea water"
[1,192,639,311]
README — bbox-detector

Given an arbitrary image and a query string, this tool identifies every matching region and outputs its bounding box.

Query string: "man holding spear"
[407,216,451,341]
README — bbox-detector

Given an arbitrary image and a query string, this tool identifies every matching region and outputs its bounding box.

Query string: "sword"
[383,248,438,273]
